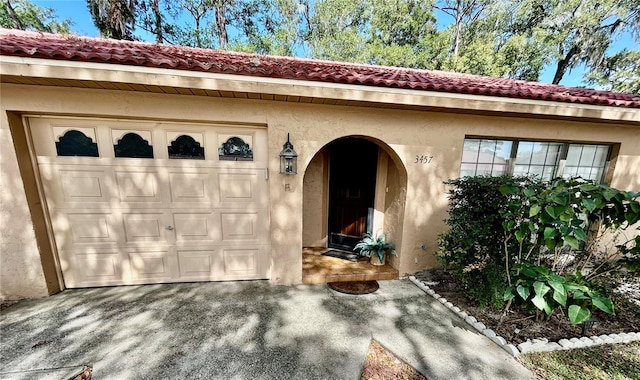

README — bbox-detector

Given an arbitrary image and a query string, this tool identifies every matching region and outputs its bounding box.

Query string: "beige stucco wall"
[1,110,49,300]
[302,151,326,247]
[1,81,639,298]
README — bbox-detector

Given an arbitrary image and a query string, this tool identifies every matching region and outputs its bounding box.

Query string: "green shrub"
[437,175,537,307]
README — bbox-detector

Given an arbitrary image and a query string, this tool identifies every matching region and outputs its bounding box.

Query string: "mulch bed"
[414,269,640,345]
[360,340,426,380]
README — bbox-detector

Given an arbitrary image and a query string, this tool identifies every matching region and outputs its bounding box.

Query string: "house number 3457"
[415,155,433,164]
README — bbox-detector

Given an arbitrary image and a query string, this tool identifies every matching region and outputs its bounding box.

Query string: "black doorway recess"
[328,138,378,250]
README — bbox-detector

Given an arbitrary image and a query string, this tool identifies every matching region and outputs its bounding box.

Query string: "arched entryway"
[327,138,379,250]
[302,136,408,283]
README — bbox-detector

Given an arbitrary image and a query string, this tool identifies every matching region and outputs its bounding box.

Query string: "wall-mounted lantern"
[279,133,298,175]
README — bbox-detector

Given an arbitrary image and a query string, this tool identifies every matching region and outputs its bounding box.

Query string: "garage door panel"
[177,250,220,279]
[220,211,263,242]
[129,249,175,281]
[40,166,115,206]
[223,248,259,277]
[169,171,212,204]
[67,212,118,243]
[67,251,124,287]
[217,172,264,206]
[116,170,165,204]
[173,213,218,242]
[123,213,170,243]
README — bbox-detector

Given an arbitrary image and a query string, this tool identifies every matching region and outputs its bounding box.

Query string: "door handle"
[165,226,174,231]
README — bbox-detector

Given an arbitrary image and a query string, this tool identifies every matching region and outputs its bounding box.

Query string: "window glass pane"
[512,165,528,176]
[168,135,205,159]
[528,166,544,177]
[542,166,556,181]
[515,142,533,164]
[579,145,597,166]
[577,167,591,178]
[565,144,609,183]
[478,140,498,163]
[530,142,547,165]
[459,163,477,177]
[566,145,582,166]
[563,166,579,178]
[56,130,99,157]
[495,141,513,162]
[476,164,493,175]
[593,146,608,166]
[114,133,153,158]
[544,143,563,165]
[462,139,480,162]
[491,164,509,175]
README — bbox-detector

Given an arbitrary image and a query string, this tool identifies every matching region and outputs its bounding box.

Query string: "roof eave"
[1,55,639,124]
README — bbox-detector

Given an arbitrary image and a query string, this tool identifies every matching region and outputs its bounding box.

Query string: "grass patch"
[520,342,640,380]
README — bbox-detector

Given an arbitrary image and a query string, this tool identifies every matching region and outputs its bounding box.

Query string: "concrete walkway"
[0,279,533,380]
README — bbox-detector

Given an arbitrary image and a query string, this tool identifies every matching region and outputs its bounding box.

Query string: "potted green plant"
[354,232,397,266]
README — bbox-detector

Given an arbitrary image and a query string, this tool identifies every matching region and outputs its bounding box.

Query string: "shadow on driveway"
[0,279,533,379]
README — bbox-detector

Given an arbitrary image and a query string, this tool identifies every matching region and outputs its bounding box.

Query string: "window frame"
[460,137,613,183]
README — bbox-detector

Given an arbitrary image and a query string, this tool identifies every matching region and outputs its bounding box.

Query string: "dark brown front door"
[328,138,378,250]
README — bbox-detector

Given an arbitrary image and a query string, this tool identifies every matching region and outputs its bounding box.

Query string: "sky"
[32,0,638,88]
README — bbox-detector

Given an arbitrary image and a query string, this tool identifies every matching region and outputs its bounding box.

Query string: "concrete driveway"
[0,279,533,380]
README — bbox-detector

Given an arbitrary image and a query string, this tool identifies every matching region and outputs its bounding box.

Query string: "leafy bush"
[438,175,639,323]
[499,178,640,280]
[504,262,614,324]
[437,175,537,307]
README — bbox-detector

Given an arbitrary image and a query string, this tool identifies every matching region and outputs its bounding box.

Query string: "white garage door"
[29,116,270,288]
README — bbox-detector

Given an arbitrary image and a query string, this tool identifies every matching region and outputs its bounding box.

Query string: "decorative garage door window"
[219,136,253,161]
[56,130,99,157]
[168,135,205,159]
[114,132,154,158]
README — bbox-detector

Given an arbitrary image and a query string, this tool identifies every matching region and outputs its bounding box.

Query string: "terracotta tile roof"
[1,28,639,108]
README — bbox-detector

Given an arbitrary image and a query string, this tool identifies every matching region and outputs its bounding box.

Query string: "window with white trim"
[460,138,611,183]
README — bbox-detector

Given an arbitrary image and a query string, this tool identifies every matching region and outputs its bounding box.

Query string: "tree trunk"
[552,45,579,85]
[453,1,462,57]
[152,0,163,42]
[4,0,24,29]
[215,0,228,49]
[195,17,202,47]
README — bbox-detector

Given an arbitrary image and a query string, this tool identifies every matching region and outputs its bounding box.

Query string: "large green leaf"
[579,184,598,192]
[529,204,541,217]
[548,280,567,306]
[564,236,580,250]
[515,229,526,242]
[504,286,516,301]
[591,295,615,314]
[533,281,550,297]
[568,305,591,324]
[603,188,618,201]
[516,285,531,300]
[582,198,596,212]
[499,185,519,195]
[543,227,558,240]
[545,205,557,218]
[531,294,552,314]
[573,228,588,242]
[572,290,589,300]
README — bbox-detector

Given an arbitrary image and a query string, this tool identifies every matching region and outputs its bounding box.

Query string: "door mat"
[322,249,362,262]
[328,281,379,295]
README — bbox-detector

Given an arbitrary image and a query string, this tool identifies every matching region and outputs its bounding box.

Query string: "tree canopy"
[2,0,638,93]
